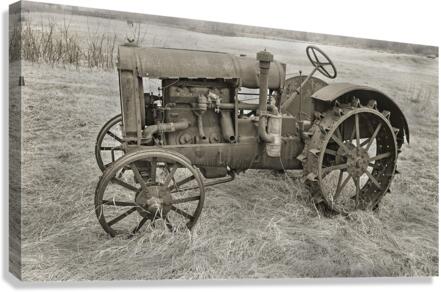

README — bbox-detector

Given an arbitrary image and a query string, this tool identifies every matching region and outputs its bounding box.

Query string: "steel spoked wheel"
[304,101,398,214]
[95,149,205,237]
[95,114,124,171]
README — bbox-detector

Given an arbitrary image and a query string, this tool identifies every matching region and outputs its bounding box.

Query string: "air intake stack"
[256,50,273,116]
[256,50,282,158]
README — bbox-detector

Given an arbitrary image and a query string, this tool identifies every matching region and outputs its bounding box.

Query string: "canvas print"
[9,0,438,281]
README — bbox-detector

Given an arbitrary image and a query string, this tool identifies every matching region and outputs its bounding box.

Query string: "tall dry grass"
[18,62,438,280]
[14,12,438,280]
[9,23,21,61]
[84,32,117,69]
[19,18,82,67]
[9,17,142,70]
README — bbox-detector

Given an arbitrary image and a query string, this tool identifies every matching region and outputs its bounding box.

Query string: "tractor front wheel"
[95,149,205,237]
[95,114,124,171]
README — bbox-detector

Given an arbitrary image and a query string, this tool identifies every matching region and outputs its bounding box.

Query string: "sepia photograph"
[7,0,439,283]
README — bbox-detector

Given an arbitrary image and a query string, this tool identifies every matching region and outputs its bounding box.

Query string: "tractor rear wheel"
[303,99,398,214]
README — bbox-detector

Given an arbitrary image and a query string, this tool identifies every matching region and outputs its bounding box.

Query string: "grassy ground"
[16,12,438,280]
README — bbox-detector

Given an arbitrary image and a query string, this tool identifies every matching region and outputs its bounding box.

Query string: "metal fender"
[311,82,409,147]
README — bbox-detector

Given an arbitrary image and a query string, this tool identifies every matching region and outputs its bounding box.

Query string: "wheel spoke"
[349,123,356,145]
[111,178,140,192]
[369,152,392,161]
[170,205,194,220]
[355,114,360,148]
[100,146,122,151]
[324,148,337,156]
[334,174,351,201]
[117,167,127,179]
[102,200,137,207]
[169,175,195,190]
[365,123,382,151]
[331,135,350,154]
[111,149,115,163]
[354,177,360,206]
[334,170,343,196]
[130,164,148,191]
[364,170,382,189]
[169,195,200,205]
[108,207,137,227]
[171,185,200,193]
[131,216,149,234]
[164,163,178,186]
[150,158,157,183]
[106,130,122,143]
[360,139,369,147]
[165,217,174,232]
[335,125,342,140]
[323,163,348,175]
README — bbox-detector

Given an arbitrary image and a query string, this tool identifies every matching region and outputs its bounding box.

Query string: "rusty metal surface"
[119,71,143,140]
[281,75,328,118]
[118,46,286,89]
[163,79,233,146]
[311,82,409,145]
[302,100,398,213]
[95,44,412,237]
[311,82,375,101]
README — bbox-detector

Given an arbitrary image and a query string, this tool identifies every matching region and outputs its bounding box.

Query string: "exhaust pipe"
[143,120,190,141]
[220,110,235,143]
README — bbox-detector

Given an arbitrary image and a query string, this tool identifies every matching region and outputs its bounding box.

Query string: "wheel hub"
[135,185,172,217]
[346,147,370,177]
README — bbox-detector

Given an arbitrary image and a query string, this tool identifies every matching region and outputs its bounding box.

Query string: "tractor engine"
[149,78,237,146]
[118,46,303,177]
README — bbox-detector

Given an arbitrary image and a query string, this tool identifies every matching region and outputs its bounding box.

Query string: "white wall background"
[1,0,440,291]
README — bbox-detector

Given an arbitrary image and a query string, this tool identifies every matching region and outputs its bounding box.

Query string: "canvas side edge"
[9,0,23,281]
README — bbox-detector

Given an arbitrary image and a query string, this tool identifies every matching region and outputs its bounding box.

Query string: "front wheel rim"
[95,150,205,237]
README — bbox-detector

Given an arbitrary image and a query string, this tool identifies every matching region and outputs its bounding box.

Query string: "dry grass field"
[14,12,438,280]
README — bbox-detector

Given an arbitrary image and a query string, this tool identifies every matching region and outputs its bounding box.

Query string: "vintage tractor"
[94,45,409,236]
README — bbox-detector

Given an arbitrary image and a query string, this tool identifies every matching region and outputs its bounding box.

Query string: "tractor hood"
[117,45,286,90]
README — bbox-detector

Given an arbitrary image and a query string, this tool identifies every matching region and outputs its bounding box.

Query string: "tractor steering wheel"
[306,45,337,79]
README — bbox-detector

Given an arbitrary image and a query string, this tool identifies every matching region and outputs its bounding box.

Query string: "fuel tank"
[118,46,286,89]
